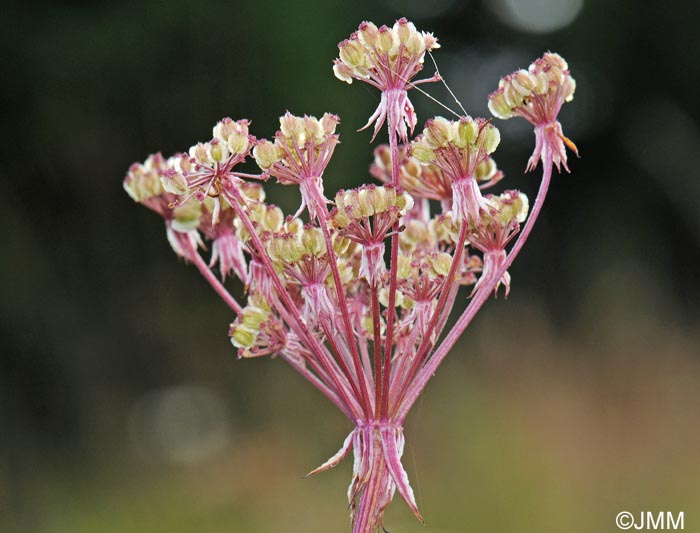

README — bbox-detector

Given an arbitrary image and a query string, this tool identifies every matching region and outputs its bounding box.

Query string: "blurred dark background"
[2,0,699,531]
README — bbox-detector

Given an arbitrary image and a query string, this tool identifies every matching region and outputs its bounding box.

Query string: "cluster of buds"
[488,52,578,171]
[253,112,340,220]
[333,18,441,141]
[331,184,413,287]
[410,116,501,223]
[468,190,529,296]
[124,153,204,261]
[371,144,504,209]
[125,19,577,533]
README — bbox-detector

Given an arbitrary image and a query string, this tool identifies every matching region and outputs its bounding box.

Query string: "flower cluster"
[253,112,339,220]
[123,153,204,261]
[333,18,441,142]
[125,19,576,533]
[488,52,578,171]
[371,143,504,208]
[410,116,501,223]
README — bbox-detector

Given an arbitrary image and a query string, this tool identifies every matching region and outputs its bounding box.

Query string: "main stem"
[352,432,389,533]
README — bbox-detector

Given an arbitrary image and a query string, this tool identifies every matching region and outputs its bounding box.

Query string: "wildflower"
[124,23,576,533]
[333,18,440,142]
[168,118,260,225]
[124,153,204,262]
[230,296,272,352]
[267,227,336,327]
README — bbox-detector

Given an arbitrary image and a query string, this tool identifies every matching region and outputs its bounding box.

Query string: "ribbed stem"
[388,217,469,412]
[352,430,390,533]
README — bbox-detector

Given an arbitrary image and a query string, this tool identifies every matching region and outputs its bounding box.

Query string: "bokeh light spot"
[488,0,584,33]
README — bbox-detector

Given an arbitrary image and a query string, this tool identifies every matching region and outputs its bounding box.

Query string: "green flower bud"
[425,117,453,148]
[410,141,435,163]
[171,199,202,232]
[339,39,365,69]
[396,254,412,279]
[302,227,326,256]
[480,124,501,154]
[376,25,398,55]
[231,324,257,349]
[160,170,188,196]
[487,90,513,120]
[227,132,249,155]
[453,117,478,148]
[262,205,284,233]
[207,140,229,163]
[429,252,452,277]
[253,140,282,170]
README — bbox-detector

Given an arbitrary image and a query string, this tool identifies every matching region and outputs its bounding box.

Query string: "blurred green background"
[2,0,699,531]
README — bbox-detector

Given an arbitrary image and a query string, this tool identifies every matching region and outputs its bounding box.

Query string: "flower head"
[253,111,340,220]
[333,18,440,142]
[488,52,578,172]
[332,184,413,286]
[469,190,529,296]
[411,115,501,222]
[124,153,204,262]
[371,144,504,208]
[165,118,259,225]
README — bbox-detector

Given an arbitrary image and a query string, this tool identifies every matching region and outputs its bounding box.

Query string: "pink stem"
[352,431,389,533]
[371,284,384,417]
[321,319,364,405]
[310,185,373,418]
[186,241,242,315]
[223,184,363,420]
[271,297,361,417]
[380,113,401,419]
[396,146,554,422]
[184,230,353,417]
[388,219,469,412]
